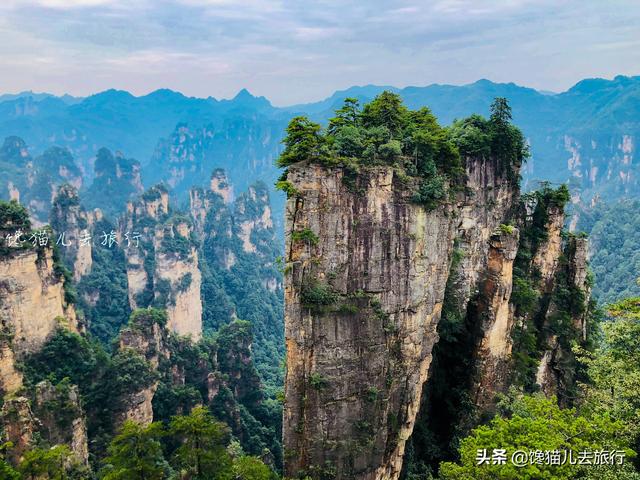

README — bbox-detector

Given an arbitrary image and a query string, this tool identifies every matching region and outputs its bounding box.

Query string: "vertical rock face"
[568,237,590,341]
[284,164,458,479]
[124,185,203,339]
[148,124,212,191]
[282,155,591,478]
[117,318,169,426]
[0,137,84,224]
[189,169,234,261]
[531,204,565,294]
[1,397,37,464]
[124,186,171,310]
[210,168,233,204]
[85,147,144,218]
[0,248,78,357]
[472,228,520,409]
[235,183,274,255]
[0,343,22,395]
[192,170,284,382]
[535,236,591,401]
[51,184,93,281]
[453,157,520,312]
[154,224,203,339]
[0,245,79,399]
[33,380,90,465]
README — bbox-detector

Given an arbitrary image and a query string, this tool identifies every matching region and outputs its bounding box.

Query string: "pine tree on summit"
[276,117,326,167]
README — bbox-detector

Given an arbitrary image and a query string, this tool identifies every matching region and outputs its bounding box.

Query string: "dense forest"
[574,200,640,303]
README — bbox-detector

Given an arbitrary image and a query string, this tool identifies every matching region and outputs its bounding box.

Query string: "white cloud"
[0,0,638,104]
[0,0,119,8]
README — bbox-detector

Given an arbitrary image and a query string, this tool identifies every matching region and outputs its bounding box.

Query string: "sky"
[1,0,639,105]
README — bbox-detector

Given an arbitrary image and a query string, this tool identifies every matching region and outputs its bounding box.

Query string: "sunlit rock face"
[282,150,525,479]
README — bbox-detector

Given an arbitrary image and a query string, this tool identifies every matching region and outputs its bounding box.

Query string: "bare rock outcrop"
[116,313,170,426]
[50,184,93,281]
[472,228,520,409]
[284,164,459,479]
[282,154,590,479]
[33,380,89,466]
[124,185,203,339]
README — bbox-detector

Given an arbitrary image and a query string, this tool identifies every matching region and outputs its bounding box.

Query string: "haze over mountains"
[2,75,639,199]
[1,75,639,301]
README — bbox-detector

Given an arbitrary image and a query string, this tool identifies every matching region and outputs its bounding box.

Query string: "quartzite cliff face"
[123,185,203,339]
[283,157,590,479]
[0,236,85,463]
[284,164,458,479]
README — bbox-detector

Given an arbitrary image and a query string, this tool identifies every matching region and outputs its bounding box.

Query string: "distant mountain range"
[1,76,638,203]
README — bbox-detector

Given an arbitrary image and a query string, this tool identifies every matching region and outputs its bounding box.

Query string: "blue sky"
[1,0,639,105]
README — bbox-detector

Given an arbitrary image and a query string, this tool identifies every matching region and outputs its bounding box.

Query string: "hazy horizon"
[2,0,640,105]
[4,73,640,108]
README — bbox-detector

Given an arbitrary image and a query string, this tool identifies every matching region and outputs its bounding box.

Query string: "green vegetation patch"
[277,93,528,210]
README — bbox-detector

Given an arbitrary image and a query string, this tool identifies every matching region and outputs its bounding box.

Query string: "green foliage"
[96,408,276,480]
[233,455,278,480]
[291,228,319,246]
[577,298,640,461]
[300,279,337,308]
[0,199,30,231]
[576,200,640,303]
[99,421,169,480]
[277,94,524,212]
[366,387,379,403]
[199,180,285,391]
[0,200,32,255]
[0,443,20,480]
[141,184,168,203]
[327,97,361,135]
[309,372,328,390]
[274,180,298,198]
[276,117,327,167]
[21,327,102,392]
[439,393,635,480]
[377,139,402,161]
[168,406,233,480]
[449,99,529,179]
[0,461,20,480]
[411,160,448,210]
[85,148,142,218]
[360,91,408,136]
[509,183,576,389]
[210,320,283,467]
[499,224,515,235]
[128,308,168,330]
[19,445,87,480]
[21,324,157,462]
[52,244,78,304]
[177,272,192,293]
[333,125,365,158]
[448,114,492,158]
[77,216,131,344]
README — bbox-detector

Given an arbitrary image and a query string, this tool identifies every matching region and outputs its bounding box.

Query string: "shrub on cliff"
[0,200,32,255]
[276,116,328,167]
[276,93,526,209]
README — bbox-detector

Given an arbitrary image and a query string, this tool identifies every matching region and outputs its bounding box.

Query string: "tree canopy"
[277,92,528,209]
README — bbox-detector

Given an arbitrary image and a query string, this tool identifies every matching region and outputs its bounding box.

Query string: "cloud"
[0,0,639,104]
[0,0,119,8]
